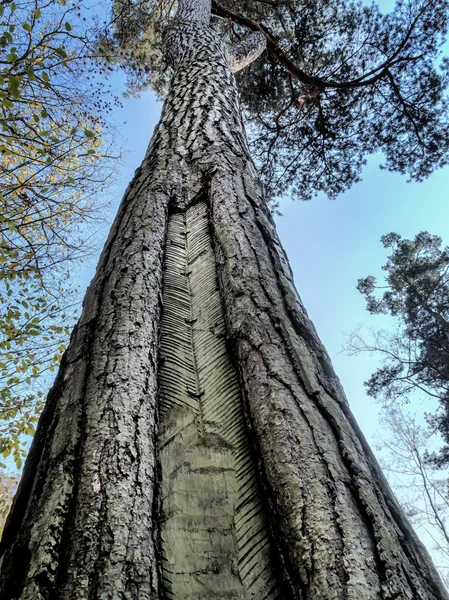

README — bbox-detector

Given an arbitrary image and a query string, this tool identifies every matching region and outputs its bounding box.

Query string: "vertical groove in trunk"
[158,202,282,599]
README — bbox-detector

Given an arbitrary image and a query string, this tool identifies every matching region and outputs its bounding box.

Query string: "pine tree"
[0,0,448,598]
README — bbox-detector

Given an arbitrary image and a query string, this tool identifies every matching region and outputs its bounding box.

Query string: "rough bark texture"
[208,168,447,599]
[229,31,266,72]
[0,2,447,599]
[0,141,169,600]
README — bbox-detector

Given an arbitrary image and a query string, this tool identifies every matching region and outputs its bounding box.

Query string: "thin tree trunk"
[0,2,447,599]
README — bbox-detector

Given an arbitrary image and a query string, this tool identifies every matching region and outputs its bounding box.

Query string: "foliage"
[347,231,449,466]
[374,406,449,587]
[99,0,449,201]
[0,0,117,468]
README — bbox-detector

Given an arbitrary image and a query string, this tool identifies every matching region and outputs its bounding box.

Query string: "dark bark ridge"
[0,0,447,598]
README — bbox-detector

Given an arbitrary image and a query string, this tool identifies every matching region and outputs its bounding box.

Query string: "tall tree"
[373,406,449,587]
[0,0,448,599]
[348,231,449,466]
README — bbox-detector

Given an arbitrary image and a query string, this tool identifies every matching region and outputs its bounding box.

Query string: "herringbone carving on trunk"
[158,202,281,599]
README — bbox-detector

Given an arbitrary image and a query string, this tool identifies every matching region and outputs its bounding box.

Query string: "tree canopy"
[100,0,449,201]
[0,0,118,468]
[351,232,449,466]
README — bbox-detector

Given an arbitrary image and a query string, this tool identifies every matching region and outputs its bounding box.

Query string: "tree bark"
[0,3,447,599]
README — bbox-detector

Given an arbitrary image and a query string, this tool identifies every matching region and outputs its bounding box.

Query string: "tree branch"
[229,31,266,72]
[212,0,427,90]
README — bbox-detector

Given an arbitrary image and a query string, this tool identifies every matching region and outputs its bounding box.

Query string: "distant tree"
[0,0,118,467]
[347,231,449,466]
[374,406,449,587]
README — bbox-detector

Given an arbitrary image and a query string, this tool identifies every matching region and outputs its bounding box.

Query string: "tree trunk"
[0,4,447,600]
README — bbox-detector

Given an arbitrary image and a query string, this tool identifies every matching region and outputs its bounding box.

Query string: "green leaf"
[55,48,67,59]
[8,76,20,99]
[11,3,17,12]
[84,129,94,139]
[34,8,41,18]
[22,23,31,32]
[65,22,72,31]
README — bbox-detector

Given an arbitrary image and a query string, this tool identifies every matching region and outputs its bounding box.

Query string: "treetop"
[101,0,449,201]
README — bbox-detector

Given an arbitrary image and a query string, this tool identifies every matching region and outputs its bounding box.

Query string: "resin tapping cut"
[158,202,281,600]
